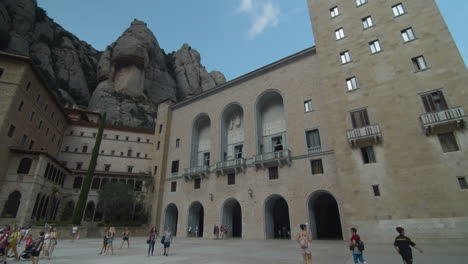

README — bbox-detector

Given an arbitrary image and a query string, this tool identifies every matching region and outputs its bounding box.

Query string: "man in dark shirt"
[394,227,423,264]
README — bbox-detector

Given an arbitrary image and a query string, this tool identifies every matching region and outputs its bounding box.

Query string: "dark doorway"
[265,195,291,239]
[188,201,204,237]
[222,199,242,238]
[2,191,22,218]
[164,203,178,236]
[309,192,343,240]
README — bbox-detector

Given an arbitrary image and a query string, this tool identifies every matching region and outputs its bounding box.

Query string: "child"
[99,234,108,255]
[25,234,34,249]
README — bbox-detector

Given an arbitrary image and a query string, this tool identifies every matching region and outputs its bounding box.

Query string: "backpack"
[160,235,165,244]
[299,234,309,249]
[357,240,365,251]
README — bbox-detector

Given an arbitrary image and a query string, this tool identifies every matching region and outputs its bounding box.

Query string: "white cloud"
[237,0,281,38]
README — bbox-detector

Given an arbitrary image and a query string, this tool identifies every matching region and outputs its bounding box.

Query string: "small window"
[362,16,374,29]
[272,136,283,152]
[18,101,24,112]
[146,139,150,143]
[126,136,129,141]
[204,152,210,166]
[356,0,367,6]
[38,120,43,130]
[127,166,134,173]
[227,173,235,185]
[306,129,321,152]
[346,77,358,91]
[92,133,96,138]
[171,181,177,192]
[17,158,32,174]
[335,28,345,40]
[65,146,69,152]
[91,178,101,190]
[392,3,406,17]
[137,137,141,142]
[145,154,148,158]
[361,146,376,163]
[310,159,324,174]
[115,135,119,140]
[73,177,83,189]
[29,111,35,121]
[136,152,140,158]
[82,145,88,153]
[7,125,15,137]
[372,185,381,196]
[268,166,279,180]
[44,104,48,112]
[412,56,428,71]
[159,124,163,134]
[421,91,448,113]
[103,134,107,138]
[69,130,74,136]
[100,150,104,155]
[111,150,115,155]
[20,134,28,146]
[36,94,40,103]
[28,140,34,150]
[76,162,83,170]
[235,145,243,159]
[458,177,468,190]
[127,149,132,157]
[194,178,201,189]
[350,109,370,128]
[120,152,124,156]
[369,40,382,54]
[438,133,459,153]
[330,6,339,18]
[104,164,111,172]
[157,141,160,150]
[26,81,31,91]
[0,68,4,78]
[74,148,78,152]
[171,160,179,174]
[340,51,351,64]
[176,138,180,148]
[304,100,313,112]
[80,132,84,136]
[401,28,415,42]
[134,181,143,191]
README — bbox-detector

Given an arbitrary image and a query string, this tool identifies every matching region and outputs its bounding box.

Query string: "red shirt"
[350,234,360,243]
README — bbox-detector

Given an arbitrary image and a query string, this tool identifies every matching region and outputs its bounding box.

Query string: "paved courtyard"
[13,237,468,264]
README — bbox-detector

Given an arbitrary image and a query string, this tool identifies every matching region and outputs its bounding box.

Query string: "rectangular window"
[438,132,460,153]
[74,148,78,152]
[310,159,324,174]
[127,166,134,173]
[137,137,141,142]
[272,136,284,152]
[369,40,382,54]
[80,132,84,136]
[176,138,180,148]
[29,111,35,121]
[154,166,158,175]
[28,140,35,150]
[361,146,376,163]
[82,145,88,153]
[120,152,124,156]
[306,129,321,152]
[65,146,69,152]
[126,136,129,141]
[304,100,313,112]
[412,56,428,71]
[340,51,351,64]
[159,124,163,134]
[136,152,140,158]
[194,178,201,189]
[235,145,243,159]
[7,125,15,137]
[401,28,415,42]
[330,6,339,18]
[127,149,132,157]
[171,160,180,174]
[145,154,148,158]
[362,16,374,29]
[372,185,381,196]
[104,164,111,172]
[44,104,48,112]
[346,77,358,91]
[76,162,83,170]
[38,120,43,130]
[115,135,119,140]
[36,94,40,103]
[0,68,4,78]
[147,139,150,143]
[350,109,370,128]
[356,0,367,6]
[458,177,468,190]
[204,152,210,166]
[392,3,406,17]
[111,150,115,155]
[157,141,161,150]
[92,133,97,138]
[421,91,448,113]
[26,81,31,91]
[20,134,28,146]
[227,173,236,185]
[18,101,24,112]
[268,166,279,180]
[171,181,177,192]
[135,181,142,191]
[335,28,345,40]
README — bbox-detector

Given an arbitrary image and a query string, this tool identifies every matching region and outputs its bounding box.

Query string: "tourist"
[213,224,217,240]
[220,225,224,239]
[42,227,50,257]
[71,225,79,241]
[6,226,20,260]
[119,227,130,249]
[394,227,423,264]
[147,227,157,257]
[195,226,199,237]
[99,232,108,255]
[31,232,45,264]
[47,227,58,260]
[296,224,312,264]
[215,225,219,239]
[188,226,192,236]
[0,225,10,264]
[349,228,367,264]
[163,227,172,256]
[224,225,228,239]
[19,226,26,245]
[105,231,114,255]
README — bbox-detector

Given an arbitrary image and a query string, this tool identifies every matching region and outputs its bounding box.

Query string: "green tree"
[98,182,136,223]
[72,113,106,225]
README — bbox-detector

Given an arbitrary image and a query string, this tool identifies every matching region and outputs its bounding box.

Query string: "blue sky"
[39,0,467,81]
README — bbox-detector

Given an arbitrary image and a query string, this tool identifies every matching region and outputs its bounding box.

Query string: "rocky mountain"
[0,0,226,128]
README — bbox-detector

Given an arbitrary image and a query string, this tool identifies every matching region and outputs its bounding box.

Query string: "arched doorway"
[1,191,22,218]
[164,203,178,236]
[264,194,291,239]
[222,198,242,238]
[308,191,343,240]
[187,201,204,237]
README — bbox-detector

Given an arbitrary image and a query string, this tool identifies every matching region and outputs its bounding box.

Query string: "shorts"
[123,237,129,241]
[0,247,5,255]
[107,238,114,244]
[401,251,413,264]
[163,242,170,248]
[301,248,311,255]
[353,253,366,264]
[31,251,41,257]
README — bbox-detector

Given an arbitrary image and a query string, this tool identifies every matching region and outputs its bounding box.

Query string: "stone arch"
[17,158,32,174]
[220,103,245,161]
[264,194,291,239]
[163,203,179,236]
[40,195,50,220]
[187,201,204,237]
[84,201,96,221]
[307,190,343,240]
[1,191,22,218]
[221,198,242,238]
[31,193,41,219]
[61,200,75,221]
[190,113,212,167]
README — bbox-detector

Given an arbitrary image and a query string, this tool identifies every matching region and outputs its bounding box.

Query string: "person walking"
[105,231,114,255]
[6,226,20,260]
[71,225,79,242]
[19,226,26,246]
[47,227,57,260]
[163,227,172,256]
[224,225,229,239]
[0,225,11,264]
[349,228,367,264]
[119,228,130,249]
[220,225,224,240]
[394,227,423,264]
[296,224,312,264]
[99,232,108,255]
[31,232,45,264]
[213,225,217,240]
[42,228,50,257]
[147,227,157,257]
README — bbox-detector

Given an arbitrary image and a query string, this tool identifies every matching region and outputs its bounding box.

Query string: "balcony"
[347,124,382,146]
[307,146,322,155]
[420,107,465,135]
[215,158,246,176]
[253,149,291,170]
[183,165,209,180]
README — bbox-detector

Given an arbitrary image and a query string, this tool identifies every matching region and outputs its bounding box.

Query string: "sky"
[38,0,468,81]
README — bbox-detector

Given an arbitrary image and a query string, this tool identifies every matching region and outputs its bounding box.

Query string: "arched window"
[190,114,211,167]
[1,191,22,218]
[17,158,32,174]
[31,193,41,219]
[73,177,83,189]
[84,201,95,221]
[91,178,101,190]
[100,178,109,189]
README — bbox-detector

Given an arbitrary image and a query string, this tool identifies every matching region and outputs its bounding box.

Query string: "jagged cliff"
[0,0,226,128]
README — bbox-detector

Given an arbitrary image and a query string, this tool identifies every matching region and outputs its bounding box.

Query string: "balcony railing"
[307,146,322,155]
[183,165,209,179]
[215,158,246,175]
[420,107,465,134]
[253,149,291,169]
[346,124,382,146]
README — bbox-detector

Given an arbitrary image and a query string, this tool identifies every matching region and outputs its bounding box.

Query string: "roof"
[10,147,72,173]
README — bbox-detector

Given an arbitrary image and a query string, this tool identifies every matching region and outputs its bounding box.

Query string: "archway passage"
[2,191,22,218]
[308,192,343,240]
[222,199,242,238]
[265,195,291,239]
[188,201,204,237]
[164,203,178,236]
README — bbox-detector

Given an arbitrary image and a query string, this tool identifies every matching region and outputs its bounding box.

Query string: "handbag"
[146,239,150,244]
[160,236,165,244]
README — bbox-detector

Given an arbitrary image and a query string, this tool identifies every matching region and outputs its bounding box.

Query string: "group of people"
[212,224,229,240]
[147,227,172,257]
[296,224,423,264]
